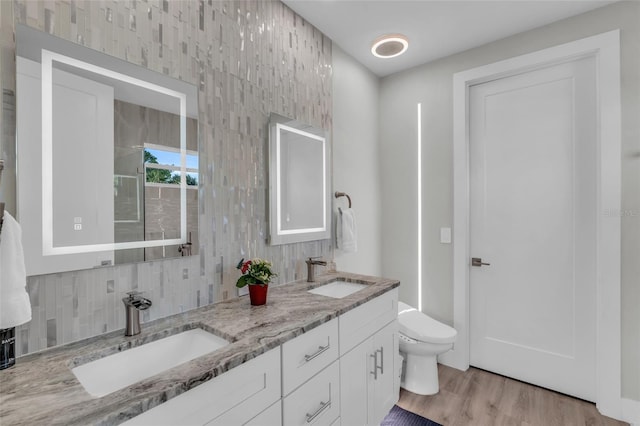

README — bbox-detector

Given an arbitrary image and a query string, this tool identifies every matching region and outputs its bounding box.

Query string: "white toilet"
[397,301,457,395]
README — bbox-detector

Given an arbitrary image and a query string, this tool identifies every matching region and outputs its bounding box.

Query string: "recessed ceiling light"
[371,34,409,59]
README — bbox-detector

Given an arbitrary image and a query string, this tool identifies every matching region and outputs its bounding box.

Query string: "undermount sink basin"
[308,280,368,299]
[72,328,229,397]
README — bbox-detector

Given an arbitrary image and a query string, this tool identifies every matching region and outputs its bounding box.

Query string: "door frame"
[447,31,621,418]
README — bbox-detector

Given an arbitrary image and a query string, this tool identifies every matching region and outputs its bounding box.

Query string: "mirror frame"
[41,50,189,255]
[15,24,199,274]
[268,114,331,245]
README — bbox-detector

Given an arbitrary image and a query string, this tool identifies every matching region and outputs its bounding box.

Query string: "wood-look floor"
[397,364,628,426]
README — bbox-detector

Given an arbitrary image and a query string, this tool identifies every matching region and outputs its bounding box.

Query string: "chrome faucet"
[306,257,327,282]
[123,292,152,336]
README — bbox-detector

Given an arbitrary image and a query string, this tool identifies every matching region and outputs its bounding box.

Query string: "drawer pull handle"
[304,344,330,362]
[306,399,331,423]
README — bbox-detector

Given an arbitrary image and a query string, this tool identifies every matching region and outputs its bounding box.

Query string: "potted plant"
[236,258,277,306]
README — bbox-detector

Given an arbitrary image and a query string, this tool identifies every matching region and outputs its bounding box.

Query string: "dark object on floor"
[381,405,443,426]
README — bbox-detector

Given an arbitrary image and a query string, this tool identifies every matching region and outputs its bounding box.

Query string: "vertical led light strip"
[417,103,422,312]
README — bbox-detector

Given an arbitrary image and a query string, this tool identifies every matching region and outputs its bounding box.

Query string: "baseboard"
[622,398,640,425]
[437,350,466,371]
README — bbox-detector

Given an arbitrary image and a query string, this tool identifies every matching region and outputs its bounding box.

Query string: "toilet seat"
[398,302,457,344]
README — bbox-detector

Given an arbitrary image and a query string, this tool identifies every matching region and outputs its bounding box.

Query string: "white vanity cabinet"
[281,318,340,425]
[282,360,340,425]
[339,289,400,426]
[340,321,399,426]
[281,318,339,395]
[121,289,399,426]
[244,401,283,425]
[122,347,281,426]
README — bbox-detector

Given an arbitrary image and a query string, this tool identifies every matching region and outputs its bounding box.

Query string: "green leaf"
[236,275,250,288]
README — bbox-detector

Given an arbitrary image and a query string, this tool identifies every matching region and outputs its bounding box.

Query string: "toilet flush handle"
[471,257,490,267]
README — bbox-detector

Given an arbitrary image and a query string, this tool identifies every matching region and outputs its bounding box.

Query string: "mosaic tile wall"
[0,0,332,356]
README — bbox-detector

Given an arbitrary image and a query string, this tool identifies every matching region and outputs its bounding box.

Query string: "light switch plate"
[440,227,452,244]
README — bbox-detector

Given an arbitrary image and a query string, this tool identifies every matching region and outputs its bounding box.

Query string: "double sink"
[72,278,368,398]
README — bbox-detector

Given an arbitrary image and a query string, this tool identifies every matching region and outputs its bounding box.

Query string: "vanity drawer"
[282,360,340,426]
[123,347,281,426]
[282,318,339,395]
[339,288,398,355]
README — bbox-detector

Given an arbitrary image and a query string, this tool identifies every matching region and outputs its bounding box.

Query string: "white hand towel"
[337,208,357,253]
[0,211,32,329]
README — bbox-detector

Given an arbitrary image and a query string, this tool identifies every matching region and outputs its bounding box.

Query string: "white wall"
[332,46,382,276]
[378,71,421,308]
[379,1,640,401]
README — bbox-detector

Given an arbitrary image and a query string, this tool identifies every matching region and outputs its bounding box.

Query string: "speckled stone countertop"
[0,272,399,426]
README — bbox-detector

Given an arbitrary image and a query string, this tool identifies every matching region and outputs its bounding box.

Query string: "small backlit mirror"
[268,114,331,245]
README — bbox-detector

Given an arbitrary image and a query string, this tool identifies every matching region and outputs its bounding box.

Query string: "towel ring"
[334,191,352,208]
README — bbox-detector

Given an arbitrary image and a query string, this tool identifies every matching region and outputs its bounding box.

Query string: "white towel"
[0,211,32,329]
[336,208,357,253]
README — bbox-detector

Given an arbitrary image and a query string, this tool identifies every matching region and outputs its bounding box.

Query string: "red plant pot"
[248,283,269,306]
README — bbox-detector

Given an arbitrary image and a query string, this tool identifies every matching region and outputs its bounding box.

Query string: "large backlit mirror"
[16,25,199,276]
[268,114,330,245]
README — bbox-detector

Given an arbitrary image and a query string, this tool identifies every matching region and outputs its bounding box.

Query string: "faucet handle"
[125,291,146,301]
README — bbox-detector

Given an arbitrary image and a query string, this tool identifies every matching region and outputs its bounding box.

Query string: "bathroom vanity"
[0,273,399,425]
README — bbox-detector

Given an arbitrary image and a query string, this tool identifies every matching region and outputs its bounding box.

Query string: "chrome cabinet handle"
[304,344,330,362]
[370,347,384,379]
[370,352,378,379]
[306,399,331,423]
[377,347,384,375]
[471,257,490,267]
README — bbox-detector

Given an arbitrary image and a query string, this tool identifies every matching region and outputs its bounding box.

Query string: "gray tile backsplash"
[1,0,332,356]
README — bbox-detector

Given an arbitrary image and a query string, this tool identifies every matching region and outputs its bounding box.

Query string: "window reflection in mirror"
[15,24,199,276]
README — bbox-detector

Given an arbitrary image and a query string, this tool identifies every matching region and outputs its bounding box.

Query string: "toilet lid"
[398,302,457,344]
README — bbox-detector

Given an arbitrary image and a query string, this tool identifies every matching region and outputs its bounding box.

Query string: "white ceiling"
[282,0,616,77]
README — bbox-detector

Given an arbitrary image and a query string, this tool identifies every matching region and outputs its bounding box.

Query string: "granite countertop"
[0,272,399,426]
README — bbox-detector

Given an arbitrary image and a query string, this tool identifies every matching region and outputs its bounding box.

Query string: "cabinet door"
[339,321,399,426]
[243,400,282,426]
[371,320,399,425]
[339,336,374,426]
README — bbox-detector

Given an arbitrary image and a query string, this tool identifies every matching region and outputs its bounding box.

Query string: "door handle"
[471,257,490,267]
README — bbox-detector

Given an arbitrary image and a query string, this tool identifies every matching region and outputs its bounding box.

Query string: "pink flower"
[241,260,251,274]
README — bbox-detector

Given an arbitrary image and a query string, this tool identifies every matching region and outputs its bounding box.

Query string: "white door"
[469,56,597,401]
